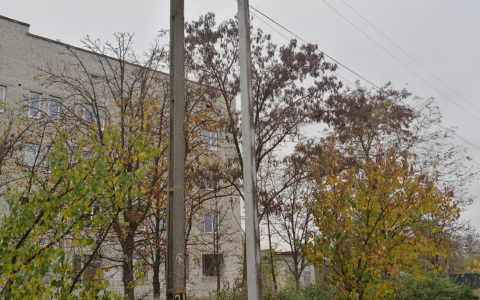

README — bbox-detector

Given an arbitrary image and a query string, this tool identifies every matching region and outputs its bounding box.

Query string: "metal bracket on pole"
[167,0,186,299]
[238,0,263,299]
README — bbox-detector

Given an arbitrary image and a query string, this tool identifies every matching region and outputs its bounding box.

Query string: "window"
[81,150,92,170]
[48,97,60,121]
[204,213,218,233]
[25,144,38,167]
[303,265,312,287]
[82,152,90,159]
[285,263,294,285]
[83,104,105,129]
[131,114,143,132]
[81,204,101,228]
[73,254,102,282]
[89,74,100,81]
[82,151,91,160]
[41,268,52,284]
[45,147,55,171]
[204,171,215,191]
[138,224,148,232]
[0,85,6,112]
[29,92,41,118]
[202,130,218,151]
[202,254,222,277]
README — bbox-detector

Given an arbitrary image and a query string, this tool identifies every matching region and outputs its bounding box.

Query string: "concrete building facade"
[0,15,242,299]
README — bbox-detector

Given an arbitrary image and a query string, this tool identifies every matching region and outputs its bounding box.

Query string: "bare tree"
[184,13,342,283]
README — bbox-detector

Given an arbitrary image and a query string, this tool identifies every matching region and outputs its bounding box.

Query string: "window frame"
[48,96,61,121]
[202,254,223,277]
[28,92,42,118]
[137,224,148,232]
[82,150,91,160]
[81,204,101,229]
[202,130,218,151]
[203,212,218,234]
[303,265,312,287]
[25,144,39,167]
[204,170,215,191]
[45,147,55,172]
[83,104,106,130]
[0,85,6,113]
[285,262,294,285]
[73,254,102,282]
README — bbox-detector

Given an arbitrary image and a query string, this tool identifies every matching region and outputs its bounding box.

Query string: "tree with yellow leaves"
[303,146,460,300]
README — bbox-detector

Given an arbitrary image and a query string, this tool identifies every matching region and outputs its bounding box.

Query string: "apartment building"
[0,15,242,299]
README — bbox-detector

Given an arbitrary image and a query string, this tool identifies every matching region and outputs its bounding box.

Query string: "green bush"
[387,273,479,300]
[274,285,339,300]
[210,288,247,300]
[212,284,339,300]
[212,273,479,300]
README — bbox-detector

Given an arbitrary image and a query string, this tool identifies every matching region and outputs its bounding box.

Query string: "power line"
[341,0,480,113]
[248,9,292,43]
[239,1,480,159]
[441,126,480,152]
[247,7,357,89]
[247,4,380,89]
[438,125,480,166]
[322,0,480,123]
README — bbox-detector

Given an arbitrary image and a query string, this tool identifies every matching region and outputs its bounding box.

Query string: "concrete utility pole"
[166,0,186,299]
[237,0,263,299]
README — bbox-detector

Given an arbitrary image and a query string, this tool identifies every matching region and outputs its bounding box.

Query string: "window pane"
[99,108,105,129]
[45,147,55,169]
[202,130,217,150]
[202,254,221,277]
[211,131,218,148]
[84,104,105,129]
[82,151,91,159]
[204,213,213,233]
[29,93,41,117]
[201,130,209,143]
[213,213,218,232]
[0,86,5,112]
[84,104,94,123]
[25,144,38,167]
[49,98,60,120]
[204,175,213,190]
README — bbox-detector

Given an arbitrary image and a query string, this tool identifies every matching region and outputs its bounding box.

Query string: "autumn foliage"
[303,146,460,300]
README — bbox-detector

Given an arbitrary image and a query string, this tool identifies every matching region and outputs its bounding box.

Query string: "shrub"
[213,284,339,300]
[213,273,479,300]
[387,273,479,300]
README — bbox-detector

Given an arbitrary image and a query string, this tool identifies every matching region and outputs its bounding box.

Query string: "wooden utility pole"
[166,0,186,299]
[238,0,263,299]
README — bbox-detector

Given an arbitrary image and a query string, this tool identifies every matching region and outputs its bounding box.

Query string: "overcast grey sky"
[2,0,479,229]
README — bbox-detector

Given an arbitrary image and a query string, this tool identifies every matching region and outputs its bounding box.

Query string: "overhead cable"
[247,4,380,89]
[341,0,480,113]
[322,0,480,123]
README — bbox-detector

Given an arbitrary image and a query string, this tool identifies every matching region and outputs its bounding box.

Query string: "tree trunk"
[295,274,301,290]
[153,274,161,300]
[122,234,135,300]
[153,213,163,300]
[216,256,221,293]
[266,211,278,291]
[153,247,162,300]
[216,224,221,293]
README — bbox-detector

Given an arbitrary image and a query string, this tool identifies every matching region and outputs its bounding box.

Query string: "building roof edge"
[0,15,30,27]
